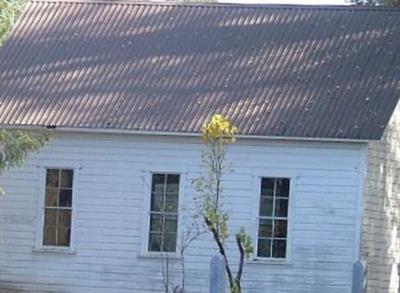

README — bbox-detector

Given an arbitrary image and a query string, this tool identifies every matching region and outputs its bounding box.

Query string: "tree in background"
[193,115,253,293]
[380,0,400,4]
[354,0,399,5]
[0,130,50,193]
[0,1,49,190]
[0,0,25,45]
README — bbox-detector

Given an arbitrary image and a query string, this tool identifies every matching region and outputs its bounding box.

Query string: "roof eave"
[0,124,373,143]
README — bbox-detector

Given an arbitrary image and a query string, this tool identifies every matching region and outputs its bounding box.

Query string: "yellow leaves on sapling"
[201,114,237,143]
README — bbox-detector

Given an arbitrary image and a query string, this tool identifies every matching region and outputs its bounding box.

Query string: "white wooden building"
[0,1,400,292]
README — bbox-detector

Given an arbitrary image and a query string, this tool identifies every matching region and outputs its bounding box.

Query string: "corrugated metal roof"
[0,1,400,140]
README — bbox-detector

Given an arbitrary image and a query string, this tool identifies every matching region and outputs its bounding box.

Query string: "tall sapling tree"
[193,114,253,293]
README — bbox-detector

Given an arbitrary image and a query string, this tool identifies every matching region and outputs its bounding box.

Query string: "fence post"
[210,254,226,293]
[352,260,367,293]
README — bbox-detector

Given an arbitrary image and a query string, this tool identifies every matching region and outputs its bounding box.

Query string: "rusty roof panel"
[0,1,400,140]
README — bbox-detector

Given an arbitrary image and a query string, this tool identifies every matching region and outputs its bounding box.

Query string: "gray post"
[210,254,226,293]
[352,260,367,293]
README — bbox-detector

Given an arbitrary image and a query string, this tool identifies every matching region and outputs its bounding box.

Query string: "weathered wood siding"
[362,102,400,293]
[0,133,365,292]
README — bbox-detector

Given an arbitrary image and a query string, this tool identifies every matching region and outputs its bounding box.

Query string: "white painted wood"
[0,132,365,292]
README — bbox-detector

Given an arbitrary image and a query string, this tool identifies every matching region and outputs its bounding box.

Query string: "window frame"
[34,162,80,254]
[251,173,296,264]
[140,169,185,258]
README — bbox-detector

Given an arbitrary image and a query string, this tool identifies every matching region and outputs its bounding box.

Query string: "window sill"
[137,252,181,260]
[247,257,290,265]
[32,247,77,255]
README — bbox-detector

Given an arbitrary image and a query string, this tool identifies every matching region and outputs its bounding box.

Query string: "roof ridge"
[28,0,400,12]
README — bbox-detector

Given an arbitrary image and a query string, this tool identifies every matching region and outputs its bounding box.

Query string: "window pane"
[165,194,178,212]
[167,174,179,184]
[163,233,177,252]
[148,233,162,252]
[57,228,71,246]
[151,193,164,212]
[45,188,58,207]
[257,238,271,257]
[58,210,71,228]
[43,227,56,246]
[276,178,290,198]
[46,169,59,188]
[44,209,57,227]
[150,214,164,232]
[43,169,74,247]
[152,174,165,194]
[61,170,73,188]
[164,215,178,233]
[272,239,286,258]
[258,177,290,259]
[149,173,179,253]
[258,219,273,238]
[166,175,179,194]
[261,178,274,196]
[274,220,287,238]
[275,198,288,217]
[59,189,72,207]
[259,196,273,217]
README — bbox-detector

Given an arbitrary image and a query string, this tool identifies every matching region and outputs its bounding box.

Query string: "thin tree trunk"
[234,234,245,292]
[204,215,234,289]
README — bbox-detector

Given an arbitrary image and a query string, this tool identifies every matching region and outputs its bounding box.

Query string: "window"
[42,169,74,247]
[257,177,290,258]
[148,173,180,252]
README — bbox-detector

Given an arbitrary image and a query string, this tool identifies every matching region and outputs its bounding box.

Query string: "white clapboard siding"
[0,132,365,293]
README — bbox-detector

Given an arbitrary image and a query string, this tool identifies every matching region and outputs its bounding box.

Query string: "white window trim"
[33,161,81,254]
[138,168,186,259]
[248,172,297,265]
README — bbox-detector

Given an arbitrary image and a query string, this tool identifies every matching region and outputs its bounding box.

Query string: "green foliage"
[0,129,50,169]
[236,227,253,258]
[0,129,50,193]
[231,284,240,293]
[204,200,229,243]
[0,0,25,46]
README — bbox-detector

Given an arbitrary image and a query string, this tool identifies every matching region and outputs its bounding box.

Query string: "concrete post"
[352,260,367,293]
[210,254,226,293]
